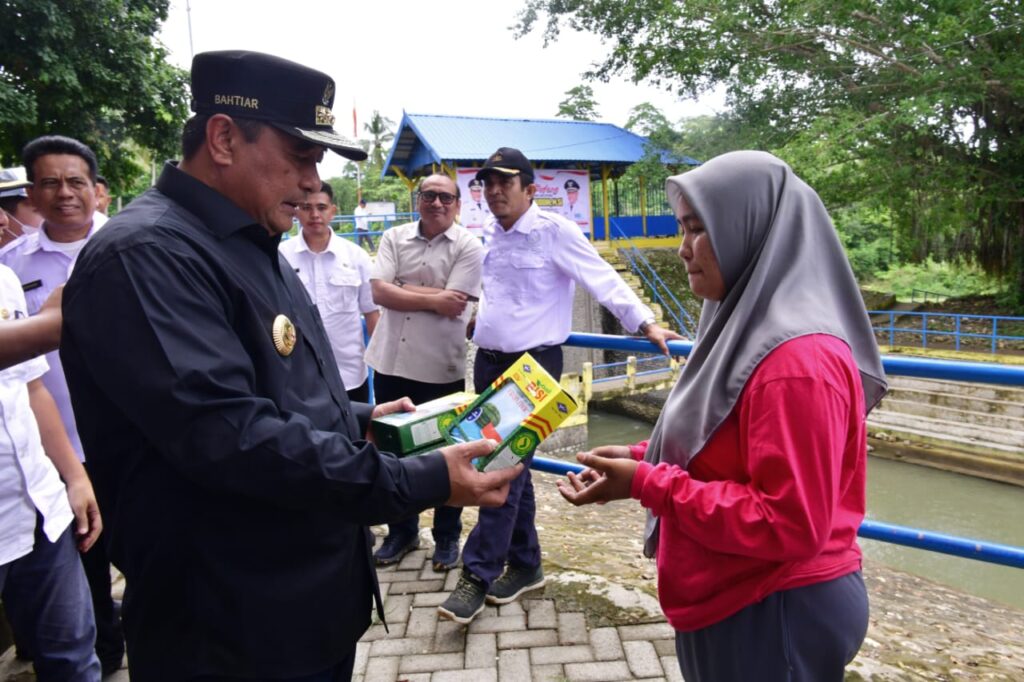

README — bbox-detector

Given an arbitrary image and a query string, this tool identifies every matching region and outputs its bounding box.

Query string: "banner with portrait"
[456,167,592,235]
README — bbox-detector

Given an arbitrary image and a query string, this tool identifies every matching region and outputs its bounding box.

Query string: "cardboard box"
[372,391,475,455]
[445,353,578,472]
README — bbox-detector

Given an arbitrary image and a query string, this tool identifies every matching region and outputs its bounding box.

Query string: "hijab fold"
[642,151,887,557]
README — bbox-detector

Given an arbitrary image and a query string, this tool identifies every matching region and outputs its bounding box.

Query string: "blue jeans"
[0,518,101,681]
[461,345,563,587]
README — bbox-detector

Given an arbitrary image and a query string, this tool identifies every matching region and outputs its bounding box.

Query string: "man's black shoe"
[431,537,460,572]
[486,564,545,605]
[437,570,487,624]
[373,533,419,566]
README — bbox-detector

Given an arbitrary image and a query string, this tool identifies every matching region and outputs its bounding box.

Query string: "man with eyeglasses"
[365,173,484,570]
[280,181,379,402]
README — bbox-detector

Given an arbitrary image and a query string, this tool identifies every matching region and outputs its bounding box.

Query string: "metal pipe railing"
[551,331,1024,568]
[565,333,1024,387]
[529,456,1024,569]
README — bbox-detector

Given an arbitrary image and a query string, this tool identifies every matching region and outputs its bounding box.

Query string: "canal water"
[584,411,1024,610]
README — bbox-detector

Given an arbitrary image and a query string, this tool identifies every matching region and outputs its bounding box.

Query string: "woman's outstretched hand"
[556,445,638,506]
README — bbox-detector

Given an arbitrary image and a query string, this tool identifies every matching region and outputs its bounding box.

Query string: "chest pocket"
[510,251,545,270]
[323,267,361,314]
[509,250,554,300]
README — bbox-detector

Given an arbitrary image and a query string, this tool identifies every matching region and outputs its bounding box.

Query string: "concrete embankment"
[594,374,1024,488]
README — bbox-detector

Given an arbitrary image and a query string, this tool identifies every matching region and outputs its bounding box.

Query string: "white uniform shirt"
[474,203,653,353]
[280,231,377,390]
[0,265,74,566]
[365,220,483,384]
[459,200,491,236]
[0,222,99,462]
[353,205,369,232]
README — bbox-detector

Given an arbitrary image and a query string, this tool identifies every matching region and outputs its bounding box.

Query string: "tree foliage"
[363,110,396,168]
[556,85,600,120]
[518,0,1024,303]
[328,111,411,216]
[0,0,189,194]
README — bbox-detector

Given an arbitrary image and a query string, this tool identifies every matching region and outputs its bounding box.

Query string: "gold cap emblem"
[0,307,9,320]
[315,105,335,126]
[322,82,334,106]
[272,314,297,356]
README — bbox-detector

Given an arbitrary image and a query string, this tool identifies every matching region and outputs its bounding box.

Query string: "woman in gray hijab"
[558,151,886,681]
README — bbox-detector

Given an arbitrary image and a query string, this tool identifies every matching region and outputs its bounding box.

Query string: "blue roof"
[382,112,699,179]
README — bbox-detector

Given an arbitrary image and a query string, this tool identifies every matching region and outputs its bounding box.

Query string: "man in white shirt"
[364,174,484,571]
[438,147,681,624]
[459,177,491,235]
[0,262,102,679]
[354,197,373,250]
[0,135,124,674]
[280,182,379,402]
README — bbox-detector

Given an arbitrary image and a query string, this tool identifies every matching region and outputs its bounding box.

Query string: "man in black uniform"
[60,50,518,681]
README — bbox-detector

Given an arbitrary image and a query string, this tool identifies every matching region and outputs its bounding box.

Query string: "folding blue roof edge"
[380,112,700,180]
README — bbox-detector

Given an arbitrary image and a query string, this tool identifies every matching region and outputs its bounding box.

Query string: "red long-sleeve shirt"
[630,334,867,631]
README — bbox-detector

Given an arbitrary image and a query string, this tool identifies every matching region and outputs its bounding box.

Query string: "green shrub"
[865,258,1003,301]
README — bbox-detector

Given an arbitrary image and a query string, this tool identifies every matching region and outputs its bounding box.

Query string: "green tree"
[623,102,670,137]
[363,110,395,168]
[0,0,189,195]
[519,0,1024,304]
[556,85,600,121]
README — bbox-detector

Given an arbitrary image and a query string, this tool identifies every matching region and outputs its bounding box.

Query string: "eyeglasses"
[418,191,458,206]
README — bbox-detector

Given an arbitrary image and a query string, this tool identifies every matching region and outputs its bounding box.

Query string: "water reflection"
[585,411,1024,609]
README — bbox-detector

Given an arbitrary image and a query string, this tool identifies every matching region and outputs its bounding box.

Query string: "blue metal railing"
[608,219,697,338]
[869,310,1024,354]
[529,332,1024,569]
[530,457,1024,569]
[569,332,1024,387]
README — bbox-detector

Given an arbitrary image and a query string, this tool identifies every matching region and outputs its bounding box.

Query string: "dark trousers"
[345,380,369,404]
[373,371,465,541]
[81,532,125,672]
[356,231,374,251]
[461,345,563,587]
[82,461,125,672]
[0,519,101,680]
[190,644,355,681]
[675,571,869,682]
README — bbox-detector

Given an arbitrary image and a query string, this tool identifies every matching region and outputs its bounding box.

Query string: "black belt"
[477,345,559,363]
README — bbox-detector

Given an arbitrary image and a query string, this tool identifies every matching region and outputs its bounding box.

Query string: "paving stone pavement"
[357,542,680,682]
[0,538,678,682]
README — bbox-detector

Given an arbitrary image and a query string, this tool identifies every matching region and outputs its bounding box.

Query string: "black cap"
[467,178,483,189]
[190,50,367,161]
[564,179,580,191]
[476,147,534,184]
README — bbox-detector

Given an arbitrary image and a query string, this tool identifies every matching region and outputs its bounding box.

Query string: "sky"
[158,0,724,178]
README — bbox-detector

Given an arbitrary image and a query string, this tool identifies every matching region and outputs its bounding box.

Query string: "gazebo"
[381,112,699,239]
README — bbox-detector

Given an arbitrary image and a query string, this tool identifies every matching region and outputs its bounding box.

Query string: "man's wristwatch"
[638,317,656,335]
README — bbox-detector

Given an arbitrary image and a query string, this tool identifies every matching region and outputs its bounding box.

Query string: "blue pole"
[563,333,1024,387]
[530,456,1024,569]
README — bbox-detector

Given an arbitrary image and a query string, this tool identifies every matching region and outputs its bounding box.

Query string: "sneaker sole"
[485,576,547,605]
[432,560,460,572]
[373,542,420,566]
[436,601,485,625]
